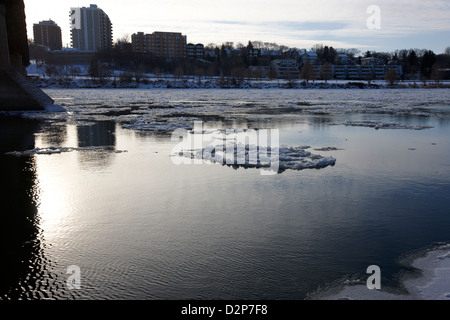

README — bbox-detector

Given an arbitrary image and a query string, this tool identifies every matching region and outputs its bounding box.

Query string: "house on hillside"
[300,51,319,65]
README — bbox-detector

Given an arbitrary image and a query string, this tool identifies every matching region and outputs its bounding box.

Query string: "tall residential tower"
[33,20,62,50]
[69,4,112,51]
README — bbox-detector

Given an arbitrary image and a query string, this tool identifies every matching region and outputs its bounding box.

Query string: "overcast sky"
[24,0,450,53]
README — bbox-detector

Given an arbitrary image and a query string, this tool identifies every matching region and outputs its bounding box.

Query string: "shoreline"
[30,77,450,90]
[310,243,450,300]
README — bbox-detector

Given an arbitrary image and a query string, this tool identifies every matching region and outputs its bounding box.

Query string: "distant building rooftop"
[302,51,318,57]
[35,20,58,26]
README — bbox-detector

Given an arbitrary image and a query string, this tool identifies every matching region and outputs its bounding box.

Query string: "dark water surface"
[1,89,450,300]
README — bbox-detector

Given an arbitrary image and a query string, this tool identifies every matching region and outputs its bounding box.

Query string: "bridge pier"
[0,1,54,111]
[0,5,10,69]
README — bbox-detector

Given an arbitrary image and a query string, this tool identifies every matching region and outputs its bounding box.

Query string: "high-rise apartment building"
[33,20,62,50]
[132,31,186,58]
[69,4,112,51]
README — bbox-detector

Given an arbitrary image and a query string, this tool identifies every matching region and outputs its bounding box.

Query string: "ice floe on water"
[171,128,336,173]
[122,121,193,132]
[311,243,450,300]
[6,146,127,156]
[3,89,449,135]
[314,147,344,151]
[343,120,433,130]
[175,144,336,173]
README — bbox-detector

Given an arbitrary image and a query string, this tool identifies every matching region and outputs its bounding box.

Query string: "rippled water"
[1,89,450,300]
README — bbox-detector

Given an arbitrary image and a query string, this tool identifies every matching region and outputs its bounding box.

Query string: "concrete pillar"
[0,4,11,70]
[0,1,53,111]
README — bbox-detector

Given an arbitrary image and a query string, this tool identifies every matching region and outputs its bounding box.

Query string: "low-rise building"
[336,54,350,64]
[386,65,402,78]
[361,57,384,65]
[347,65,361,79]
[249,66,271,78]
[332,65,347,79]
[300,51,319,65]
[187,43,205,59]
[330,64,403,80]
[271,59,299,79]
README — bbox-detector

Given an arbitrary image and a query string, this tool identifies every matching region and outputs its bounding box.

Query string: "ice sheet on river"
[122,121,193,132]
[6,146,127,156]
[5,89,448,134]
[343,120,433,130]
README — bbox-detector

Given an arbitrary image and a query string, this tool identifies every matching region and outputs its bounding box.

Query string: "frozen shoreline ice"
[312,243,450,300]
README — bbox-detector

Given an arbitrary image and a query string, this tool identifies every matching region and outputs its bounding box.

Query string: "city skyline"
[24,0,450,54]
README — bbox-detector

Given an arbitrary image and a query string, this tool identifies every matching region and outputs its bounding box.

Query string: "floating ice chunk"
[6,146,74,156]
[173,144,336,173]
[166,117,199,123]
[344,120,433,130]
[337,296,353,300]
[314,147,343,151]
[65,120,97,127]
[122,121,193,132]
[6,146,127,156]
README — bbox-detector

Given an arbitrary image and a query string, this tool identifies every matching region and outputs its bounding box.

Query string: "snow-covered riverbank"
[31,76,450,90]
[27,63,450,90]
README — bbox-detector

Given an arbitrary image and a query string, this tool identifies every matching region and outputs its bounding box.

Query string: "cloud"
[24,0,450,52]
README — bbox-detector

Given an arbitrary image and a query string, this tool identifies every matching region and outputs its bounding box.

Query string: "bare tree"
[364,69,376,85]
[134,64,145,84]
[69,66,82,79]
[55,65,69,84]
[121,33,130,43]
[444,47,450,56]
[153,67,161,79]
[44,64,58,78]
[174,67,184,82]
[300,62,317,83]
[223,42,234,50]
[385,69,398,87]
[431,63,444,85]
[119,71,133,85]
[268,68,277,81]
[320,63,332,83]
[194,67,205,84]
[336,48,360,60]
